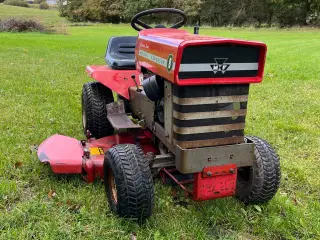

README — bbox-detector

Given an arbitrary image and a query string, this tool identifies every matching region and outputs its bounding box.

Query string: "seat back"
[105,36,137,70]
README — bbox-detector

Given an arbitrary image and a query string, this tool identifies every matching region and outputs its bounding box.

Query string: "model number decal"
[139,50,175,71]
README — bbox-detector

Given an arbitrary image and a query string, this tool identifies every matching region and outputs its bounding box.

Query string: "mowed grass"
[1,6,320,240]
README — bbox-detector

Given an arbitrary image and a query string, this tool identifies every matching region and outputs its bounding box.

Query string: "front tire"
[82,82,114,139]
[103,144,154,223]
[235,136,281,204]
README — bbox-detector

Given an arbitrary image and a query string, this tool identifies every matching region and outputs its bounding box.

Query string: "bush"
[3,0,29,7]
[39,2,49,9]
[57,0,124,23]
[0,18,52,32]
[34,0,45,3]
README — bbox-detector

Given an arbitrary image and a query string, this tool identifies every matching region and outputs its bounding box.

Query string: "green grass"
[1,5,320,240]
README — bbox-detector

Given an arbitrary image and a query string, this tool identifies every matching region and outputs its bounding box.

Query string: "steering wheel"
[131,8,187,32]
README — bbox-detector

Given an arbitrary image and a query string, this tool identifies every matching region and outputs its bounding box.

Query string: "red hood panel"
[136,28,267,85]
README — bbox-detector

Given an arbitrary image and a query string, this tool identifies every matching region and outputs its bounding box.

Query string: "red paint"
[38,130,158,183]
[136,28,267,85]
[84,159,95,182]
[37,134,83,174]
[86,65,139,99]
[161,168,193,196]
[193,164,237,201]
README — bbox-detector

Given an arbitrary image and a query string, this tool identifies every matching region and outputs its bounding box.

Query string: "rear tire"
[235,136,281,204]
[103,144,154,223]
[82,82,114,139]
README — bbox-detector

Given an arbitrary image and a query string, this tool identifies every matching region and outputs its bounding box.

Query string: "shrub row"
[3,0,29,8]
[57,0,320,27]
[0,18,52,32]
[3,0,50,10]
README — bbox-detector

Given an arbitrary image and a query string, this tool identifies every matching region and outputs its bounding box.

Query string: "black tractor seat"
[105,36,137,70]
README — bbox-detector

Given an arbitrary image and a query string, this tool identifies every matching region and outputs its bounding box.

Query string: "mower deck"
[37,131,161,182]
[38,133,247,200]
[38,134,112,182]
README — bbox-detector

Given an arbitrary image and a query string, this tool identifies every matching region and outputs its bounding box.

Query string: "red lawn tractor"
[38,8,281,222]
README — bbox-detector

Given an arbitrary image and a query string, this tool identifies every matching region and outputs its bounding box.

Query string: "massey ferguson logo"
[210,58,230,74]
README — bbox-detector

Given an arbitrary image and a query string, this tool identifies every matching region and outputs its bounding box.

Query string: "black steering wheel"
[131,8,187,32]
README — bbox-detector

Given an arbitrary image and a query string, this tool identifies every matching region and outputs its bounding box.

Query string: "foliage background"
[57,0,320,27]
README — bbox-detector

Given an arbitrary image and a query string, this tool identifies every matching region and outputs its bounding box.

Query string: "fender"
[86,65,140,99]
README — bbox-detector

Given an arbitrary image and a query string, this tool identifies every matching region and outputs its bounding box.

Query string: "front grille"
[178,44,260,80]
[172,84,249,149]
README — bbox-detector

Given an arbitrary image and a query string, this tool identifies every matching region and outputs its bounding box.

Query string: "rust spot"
[177,136,244,148]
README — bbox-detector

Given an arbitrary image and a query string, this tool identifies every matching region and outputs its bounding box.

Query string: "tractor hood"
[135,28,267,86]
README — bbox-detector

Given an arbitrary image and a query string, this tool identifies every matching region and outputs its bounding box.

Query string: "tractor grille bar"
[172,84,249,149]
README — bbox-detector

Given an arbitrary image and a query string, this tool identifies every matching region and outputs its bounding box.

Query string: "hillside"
[0,4,66,25]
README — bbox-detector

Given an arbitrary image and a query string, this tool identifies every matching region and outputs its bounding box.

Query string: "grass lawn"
[1,5,320,240]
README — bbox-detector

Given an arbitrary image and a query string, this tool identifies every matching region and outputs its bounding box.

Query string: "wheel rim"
[107,168,118,204]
